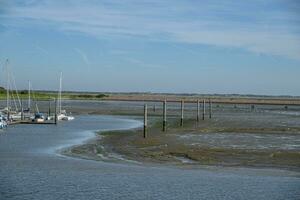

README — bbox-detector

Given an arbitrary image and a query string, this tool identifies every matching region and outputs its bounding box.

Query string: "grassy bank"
[1,86,300,105]
[0,90,108,100]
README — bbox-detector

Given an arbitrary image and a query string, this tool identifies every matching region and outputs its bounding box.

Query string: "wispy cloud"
[34,44,49,55]
[125,57,166,69]
[74,48,90,65]
[2,0,300,60]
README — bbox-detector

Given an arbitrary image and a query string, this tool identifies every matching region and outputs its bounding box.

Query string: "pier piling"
[144,104,147,138]
[180,100,184,127]
[251,105,255,112]
[54,98,57,125]
[209,99,212,119]
[48,100,51,117]
[163,100,167,132]
[21,100,24,120]
[7,110,10,122]
[202,99,206,120]
[197,99,200,122]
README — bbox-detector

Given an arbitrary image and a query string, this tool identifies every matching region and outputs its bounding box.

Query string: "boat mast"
[11,71,21,111]
[59,72,62,114]
[6,59,9,111]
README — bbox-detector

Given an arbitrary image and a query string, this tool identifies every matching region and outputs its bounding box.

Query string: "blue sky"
[0,0,299,95]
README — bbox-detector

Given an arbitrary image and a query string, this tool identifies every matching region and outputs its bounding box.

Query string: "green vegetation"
[75,94,107,99]
[0,87,108,100]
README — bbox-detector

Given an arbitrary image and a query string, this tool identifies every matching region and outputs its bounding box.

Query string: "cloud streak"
[2,0,300,60]
[74,48,90,65]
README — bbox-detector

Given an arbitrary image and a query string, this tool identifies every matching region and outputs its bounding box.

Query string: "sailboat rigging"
[56,72,74,121]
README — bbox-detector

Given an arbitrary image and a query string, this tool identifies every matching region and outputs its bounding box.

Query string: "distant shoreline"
[1,91,300,105]
[101,96,300,106]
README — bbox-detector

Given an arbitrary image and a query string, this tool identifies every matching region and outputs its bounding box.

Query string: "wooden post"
[21,100,24,121]
[54,98,57,125]
[144,104,147,138]
[202,99,205,120]
[197,99,200,122]
[48,99,51,117]
[251,105,255,112]
[209,99,212,119]
[180,100,184,127]
[7,109,10,123]
[163,100,167,132]
[153,104,156,112]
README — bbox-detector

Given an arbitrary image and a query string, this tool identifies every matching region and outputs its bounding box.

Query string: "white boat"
[0,115,7,129]
[0,121,7,129]
[32,113,45,123]
[10,112,22,121]
[46,116,54,121]
[57,110,74,121]
[3,60,22,121]
[56,72,74,121]
[0,108,21,121]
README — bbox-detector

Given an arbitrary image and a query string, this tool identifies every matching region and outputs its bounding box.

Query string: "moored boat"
[0,115,7,129]
[56,72,74,121]
[32,113,45,123]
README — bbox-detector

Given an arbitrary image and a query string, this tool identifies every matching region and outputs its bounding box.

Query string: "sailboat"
[2,59,22,121]
[57,72,74,121]
[0,115,7,129]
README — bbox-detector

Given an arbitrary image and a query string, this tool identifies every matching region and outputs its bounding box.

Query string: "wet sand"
[54,100,300,171]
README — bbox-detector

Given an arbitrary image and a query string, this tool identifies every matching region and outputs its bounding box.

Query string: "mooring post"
[21,100,24,121]
[144,104,147,138]
[202,99,206,120]
[209,99,212,119]
[163,100,167,132]
[153,104,156,112]
[180,100,184,127]
[48,99,51,117]
[54,98,57,125]
[197,99,200,122]
[251,105,255,112]
[7,109,10,123]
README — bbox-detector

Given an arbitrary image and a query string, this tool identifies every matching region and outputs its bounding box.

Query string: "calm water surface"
[0,115,299,200]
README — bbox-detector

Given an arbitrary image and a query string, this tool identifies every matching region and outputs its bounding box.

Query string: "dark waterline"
[0,115,299,200]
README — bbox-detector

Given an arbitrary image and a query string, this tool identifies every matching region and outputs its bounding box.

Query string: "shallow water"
[0,114,300,199]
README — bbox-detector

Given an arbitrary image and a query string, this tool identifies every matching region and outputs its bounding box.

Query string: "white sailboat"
[3,59,22,121]
[57,72,74,121]
[0,115,7,129]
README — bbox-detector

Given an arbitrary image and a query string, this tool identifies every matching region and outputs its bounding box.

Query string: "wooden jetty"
[8,120,56,125]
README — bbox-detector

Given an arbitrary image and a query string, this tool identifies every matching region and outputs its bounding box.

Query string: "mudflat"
[61,100,300,171]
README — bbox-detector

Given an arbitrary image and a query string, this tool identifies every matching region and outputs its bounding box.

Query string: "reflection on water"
[0,113,300,199]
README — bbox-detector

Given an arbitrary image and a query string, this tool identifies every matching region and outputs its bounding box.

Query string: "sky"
[0,0,299,95]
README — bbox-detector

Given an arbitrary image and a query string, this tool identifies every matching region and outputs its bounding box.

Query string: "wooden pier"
[8,120,56,125]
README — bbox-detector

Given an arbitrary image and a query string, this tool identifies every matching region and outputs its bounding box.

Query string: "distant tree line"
[74,94,107,98]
